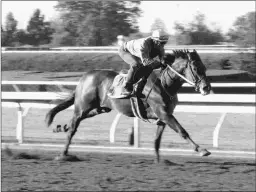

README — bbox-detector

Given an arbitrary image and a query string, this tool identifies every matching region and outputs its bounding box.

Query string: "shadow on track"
[186,161,256,167]
[2,147,82,162]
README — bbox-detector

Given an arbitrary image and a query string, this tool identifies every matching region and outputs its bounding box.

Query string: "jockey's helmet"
[151,29,169,42]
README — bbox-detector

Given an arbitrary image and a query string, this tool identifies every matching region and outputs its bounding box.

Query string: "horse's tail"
[45,92,75,127]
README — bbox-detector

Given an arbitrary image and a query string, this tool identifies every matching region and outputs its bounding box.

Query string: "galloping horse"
[45,49,212,162]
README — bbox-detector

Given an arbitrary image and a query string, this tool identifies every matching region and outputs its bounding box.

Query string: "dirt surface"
[1,148,255,191]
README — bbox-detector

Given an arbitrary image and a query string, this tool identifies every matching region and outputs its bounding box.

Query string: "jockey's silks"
[123,36,165,65]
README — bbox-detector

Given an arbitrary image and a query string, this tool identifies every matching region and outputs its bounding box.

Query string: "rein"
[167,64,195,86]
[144,61,197,102]
[144,68,164,102]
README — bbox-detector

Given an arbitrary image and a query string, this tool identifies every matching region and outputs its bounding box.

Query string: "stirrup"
[134,91,145,98]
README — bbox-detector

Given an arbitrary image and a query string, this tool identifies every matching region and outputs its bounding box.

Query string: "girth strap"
[130,97,160,124]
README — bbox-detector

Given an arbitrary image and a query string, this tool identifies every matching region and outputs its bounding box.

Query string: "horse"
[45,49,212,163]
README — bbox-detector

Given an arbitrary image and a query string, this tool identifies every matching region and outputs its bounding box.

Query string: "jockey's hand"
[160,60,167,69]
[146,60,162,70]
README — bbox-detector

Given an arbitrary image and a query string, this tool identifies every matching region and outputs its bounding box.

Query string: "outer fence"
[1,81,255,149]
[2,45,255,53]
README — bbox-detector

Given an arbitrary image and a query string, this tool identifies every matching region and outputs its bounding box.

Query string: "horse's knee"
[154,139,161,151]
[179,129,189,139]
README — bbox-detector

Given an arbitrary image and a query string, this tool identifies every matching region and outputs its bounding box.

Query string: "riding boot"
[120,66,135,96]
[135,77,147,97]
[134,65,153,97]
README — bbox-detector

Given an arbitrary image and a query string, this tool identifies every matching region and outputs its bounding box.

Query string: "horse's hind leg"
[62,113,82,156]
[57,107,111,160]
[165,114,211,156]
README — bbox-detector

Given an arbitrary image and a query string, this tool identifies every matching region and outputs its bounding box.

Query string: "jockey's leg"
[118,46,142,96]
[124,65,137,92]
[134,62,161,96]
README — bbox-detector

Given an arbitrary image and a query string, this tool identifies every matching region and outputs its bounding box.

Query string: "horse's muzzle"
[200,84,211,95]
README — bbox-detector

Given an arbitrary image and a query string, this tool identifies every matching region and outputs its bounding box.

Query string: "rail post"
[16,105,24,143]
[213,112,227,147]
[133,117,140,148]
[16,104,30,144]
[109,113,122,143]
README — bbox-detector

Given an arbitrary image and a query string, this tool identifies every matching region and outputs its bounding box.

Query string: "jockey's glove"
[145,60,162,70]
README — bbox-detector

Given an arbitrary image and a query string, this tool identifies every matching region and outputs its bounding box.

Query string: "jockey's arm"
[158,46,166,66]
[140,41,162,70]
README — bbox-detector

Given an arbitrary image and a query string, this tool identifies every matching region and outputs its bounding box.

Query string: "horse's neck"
[161,68,184,97]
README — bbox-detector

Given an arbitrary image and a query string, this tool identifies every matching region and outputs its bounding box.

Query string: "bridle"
[166,60,203,91]
[186,61,204,91]
[144,56,205,101]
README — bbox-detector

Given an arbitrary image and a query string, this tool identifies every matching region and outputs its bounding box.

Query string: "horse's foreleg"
[165,115,210,156]
[154,121,166,163]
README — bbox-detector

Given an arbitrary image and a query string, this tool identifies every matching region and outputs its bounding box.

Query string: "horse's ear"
[187,51,192,60]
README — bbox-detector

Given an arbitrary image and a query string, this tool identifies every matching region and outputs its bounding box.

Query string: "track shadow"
[2,147,82,162]
[2,147,40,160]
[24,71,44,74]
[162,159,184,166]
[46,75,82,79]
[129,158,184,167]
[186,161,256,167]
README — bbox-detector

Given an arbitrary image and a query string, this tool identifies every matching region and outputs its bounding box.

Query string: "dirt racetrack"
[1,148,255,191]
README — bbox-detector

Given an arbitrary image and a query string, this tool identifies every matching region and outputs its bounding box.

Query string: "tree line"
[1,1,255,47]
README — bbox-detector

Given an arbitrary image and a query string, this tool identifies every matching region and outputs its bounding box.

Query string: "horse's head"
[163,49,211,95]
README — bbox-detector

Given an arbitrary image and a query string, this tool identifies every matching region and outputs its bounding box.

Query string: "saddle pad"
[107,73,128,99]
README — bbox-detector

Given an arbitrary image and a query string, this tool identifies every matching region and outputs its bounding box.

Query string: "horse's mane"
[163,49,188,66]
[164,49,202,66]
[172,49,190,59]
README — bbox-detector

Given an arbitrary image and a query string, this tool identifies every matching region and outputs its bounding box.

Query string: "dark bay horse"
[45,49,212,162]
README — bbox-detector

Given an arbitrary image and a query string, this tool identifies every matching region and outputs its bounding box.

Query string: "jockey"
[118,29,169,97]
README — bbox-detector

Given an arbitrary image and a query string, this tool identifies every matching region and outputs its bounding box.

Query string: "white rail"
[2,80,255,87]
[1,81,255,148]
[2,50,255,53]
[2,44,255,53]
[2,92,255,104]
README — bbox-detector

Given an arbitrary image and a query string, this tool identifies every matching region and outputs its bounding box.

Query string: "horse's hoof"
[154,159,160,164]
[54,154,80,161]
[53,125,61,133]
[199,149,211,157]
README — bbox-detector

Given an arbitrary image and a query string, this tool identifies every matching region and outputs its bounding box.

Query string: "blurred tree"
[26,9,54,46]
[1,25,8,46]
[173,12,224,45]
[2,12,18,46]
[50,18,76,46]
[52,1,142,46]
[227,11,255,47]
[150,18,168,32]
[126,32,151,40]
[15,29,29,45]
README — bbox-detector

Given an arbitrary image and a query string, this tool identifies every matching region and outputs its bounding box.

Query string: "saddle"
[107,73,128,99]
[107,72,145,99]
[108,73,158,123]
